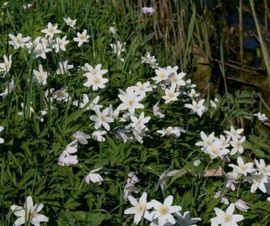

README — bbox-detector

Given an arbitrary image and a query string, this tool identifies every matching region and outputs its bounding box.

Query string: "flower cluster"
[124,193,200,226]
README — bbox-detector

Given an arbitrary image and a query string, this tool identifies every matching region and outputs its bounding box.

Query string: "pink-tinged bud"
[234,199,249,212]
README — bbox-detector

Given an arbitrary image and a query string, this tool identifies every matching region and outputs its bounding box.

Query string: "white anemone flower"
[142,7,155,15]
[10,196,49,226]
[124,192,152,225]
[253,112,268,122]
[162,85,180,104]
[83,64,108,90]
[72,131,90,144]
[8,33,30,49]
[64,17,77,28]
[0,79,15,97]
[110,41,125,58]
[33,64,47,85]
[185,99,207,117]
[117,87,144,115]
[150,195,181,226]
[228,156,254,176]
[210,204,244,226]
[230,136,246,155]
[73,29,90,47]
[152,102,165,118]
[195,131,215,149]
[90,107,114,131]
[73,94,101,111]
[85,168,103,185]
[130,112,150,131]
[92,130,107,142]
[41,22,61,38]
[56,61,74,75]
[234,199,249,212]
[53,36,69,53]
[141,52,158,68]
[224,126,243,140]
[0,55,12,76]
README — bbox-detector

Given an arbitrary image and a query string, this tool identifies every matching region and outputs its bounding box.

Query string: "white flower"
[157,126,185,138]
[162,85,180,104]
[152,67,170,83]
[254,112,268,122]
[41,22,61,38]
[142,7,155,14]
[210,98,219,109]
[196,131,215,149]
[0,55,12,75]
[65,140,78,154]
[130,112,150,131]
[185,99,207,117]
[56,61,74,75]
[64,17,77,28]
[175,211,201,226]
[11,196,49,226]
[205,138,230,159]
[250,173,269,193]
[224,126,243,140]
[73,131,90,144]
[0,79,15,97]
[0,126,4,143]
[31,37,51,59]
[110,41,125,58]
[109,26,117,34]
[90,107,114,131]
[141,52,158,68]
[214,192,229,205]
[249,159,270,193]
[228,156,254,176]
[150,195,182,226]
[124,192,152,225]
[52,88,69,102]
[168,71,186,88]
[85,168,103,185]
[74,29,90,47]
[116,128,130,143]
[73,94,101,111]
[230,136,246,155]
[127,171,139,184]
[83,64,108,90]
[123,172,139,200]
[92,130,107,142]
[8,33,30,49]
[18,102,35,117]
[117,87,144,115]
[193,160,201,167]
[255,159,270,176]
[133,81,153,97]
[53,36,69,53]
[124,183,139,200]
[225,171,240,191]
[210,204,244,226]
[234,199,249,212]
[33,64,47,85]
[152,102,165,118]
[188,89,200,99]
[22,3,32,9]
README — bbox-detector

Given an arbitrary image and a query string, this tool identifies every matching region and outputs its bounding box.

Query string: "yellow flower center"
[159,205,169,215]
